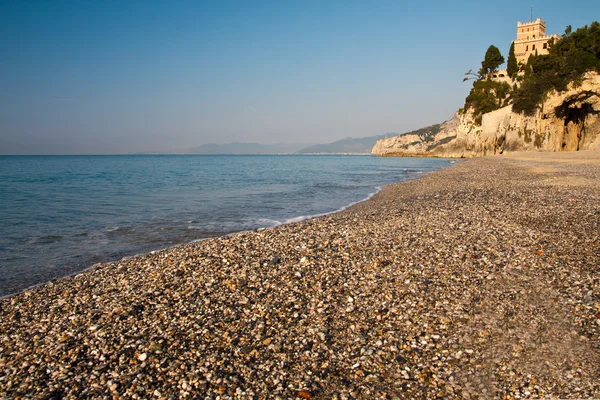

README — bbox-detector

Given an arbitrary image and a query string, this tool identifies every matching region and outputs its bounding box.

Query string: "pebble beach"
[1,151,599,399]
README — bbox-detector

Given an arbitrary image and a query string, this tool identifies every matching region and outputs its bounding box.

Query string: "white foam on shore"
[256,218,283,226]
[279,185,383,225]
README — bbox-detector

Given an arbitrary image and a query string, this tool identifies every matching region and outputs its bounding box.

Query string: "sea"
[0,154,452,297]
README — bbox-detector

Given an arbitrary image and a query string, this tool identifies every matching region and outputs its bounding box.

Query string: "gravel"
[1,151,599,399]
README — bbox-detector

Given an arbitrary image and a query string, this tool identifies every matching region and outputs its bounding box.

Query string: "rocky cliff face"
[370,118,458,156]
[372,72,600,157]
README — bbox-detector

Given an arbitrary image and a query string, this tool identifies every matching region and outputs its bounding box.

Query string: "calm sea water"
[0,155,451,297]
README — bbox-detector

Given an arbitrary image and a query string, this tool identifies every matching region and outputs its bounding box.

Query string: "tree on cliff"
[507,42,518,78]
[463,45,505,82]
[462,45,510,124]
[479,45,505,79]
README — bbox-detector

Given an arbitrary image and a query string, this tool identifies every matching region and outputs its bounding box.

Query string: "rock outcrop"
[370,118,458,156]
[372,72,600,157]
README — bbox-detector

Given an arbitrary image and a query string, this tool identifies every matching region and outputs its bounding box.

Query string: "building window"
[526,45,529,51]
[543,43,548,49]
[532,44,536,51]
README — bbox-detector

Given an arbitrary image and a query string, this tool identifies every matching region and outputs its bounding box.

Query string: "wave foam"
[282,186,382,225]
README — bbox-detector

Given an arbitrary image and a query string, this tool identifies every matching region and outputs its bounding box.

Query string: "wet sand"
[1,151,599,399]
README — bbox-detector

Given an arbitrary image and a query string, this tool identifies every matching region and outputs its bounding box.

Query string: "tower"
[513,18,558,65]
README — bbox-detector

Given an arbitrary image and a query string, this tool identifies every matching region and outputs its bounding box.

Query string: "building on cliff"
[513,18,559,65]
[492,18,559,82]
[491,69,511,83]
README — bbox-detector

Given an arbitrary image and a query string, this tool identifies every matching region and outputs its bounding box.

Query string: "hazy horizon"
[2,0,599,154]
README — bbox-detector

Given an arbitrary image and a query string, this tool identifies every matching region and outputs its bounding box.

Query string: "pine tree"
[507,41,518,78]
[479,45,505,79]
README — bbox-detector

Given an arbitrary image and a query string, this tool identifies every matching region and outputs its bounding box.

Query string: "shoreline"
[1,151,599,398]
[0,157,452,300]
[1,158,454,301]
[0,185,386,302]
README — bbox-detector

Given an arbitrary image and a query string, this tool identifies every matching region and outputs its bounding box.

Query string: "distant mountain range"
[190,133,400,155]
[190,142,310,154]
[296,133,398,153]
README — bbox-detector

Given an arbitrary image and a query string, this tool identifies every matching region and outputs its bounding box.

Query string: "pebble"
[1,152,599,398]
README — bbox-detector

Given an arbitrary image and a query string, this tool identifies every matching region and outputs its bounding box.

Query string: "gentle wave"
[282,186,382,224]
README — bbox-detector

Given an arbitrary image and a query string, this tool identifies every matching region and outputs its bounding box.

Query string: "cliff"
[372,72,600,157]
[370,120,456,156]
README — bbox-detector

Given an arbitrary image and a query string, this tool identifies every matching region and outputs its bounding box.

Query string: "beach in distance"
[1,151,599,399]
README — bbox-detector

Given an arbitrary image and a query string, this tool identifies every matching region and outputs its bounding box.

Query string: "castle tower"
[513,18,559,65]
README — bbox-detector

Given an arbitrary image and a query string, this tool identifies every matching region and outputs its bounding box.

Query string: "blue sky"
[1,0,599,153]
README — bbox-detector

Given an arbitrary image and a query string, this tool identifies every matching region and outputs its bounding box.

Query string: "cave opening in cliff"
[562,103,594,127]
[558,102,598,151]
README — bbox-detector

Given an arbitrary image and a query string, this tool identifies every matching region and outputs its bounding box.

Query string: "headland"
[372,20,600,158]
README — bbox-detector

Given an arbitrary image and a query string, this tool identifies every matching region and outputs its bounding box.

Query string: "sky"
[1,0,599,154]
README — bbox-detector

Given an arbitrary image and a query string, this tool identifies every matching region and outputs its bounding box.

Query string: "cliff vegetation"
[462,45,512,124]
[513,22,600,115]
[462,22,600,122]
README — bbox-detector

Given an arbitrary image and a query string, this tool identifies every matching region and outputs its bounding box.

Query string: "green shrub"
[464,79,512,124]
